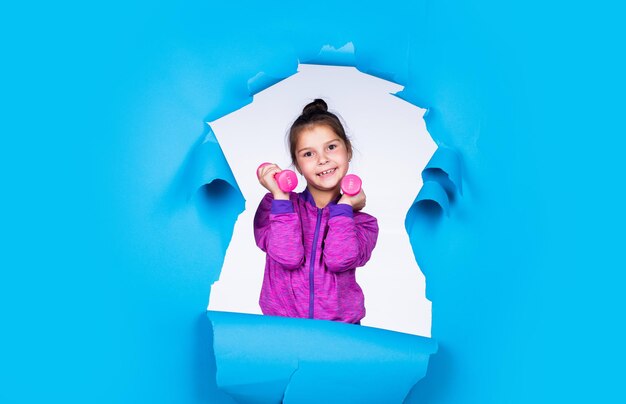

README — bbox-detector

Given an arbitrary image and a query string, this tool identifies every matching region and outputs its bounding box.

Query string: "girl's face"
[294,125,351,195]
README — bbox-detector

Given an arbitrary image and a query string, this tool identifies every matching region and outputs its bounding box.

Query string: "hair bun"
[302,98,328,115]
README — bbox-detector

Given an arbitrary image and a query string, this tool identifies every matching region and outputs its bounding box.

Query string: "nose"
[318,151,329,165]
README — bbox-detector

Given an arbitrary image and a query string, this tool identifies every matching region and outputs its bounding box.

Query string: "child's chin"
[318,177,339,186]
[324,184,341,192]
[313,181,339,191]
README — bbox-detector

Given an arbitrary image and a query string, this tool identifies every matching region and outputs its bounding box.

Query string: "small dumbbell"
[341,174,362,196]
[257,162,298,193]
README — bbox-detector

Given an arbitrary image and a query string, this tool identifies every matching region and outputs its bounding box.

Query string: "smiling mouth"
[317,168,337,177]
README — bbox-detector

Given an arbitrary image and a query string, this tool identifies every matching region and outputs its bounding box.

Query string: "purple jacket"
[253,188,379,324]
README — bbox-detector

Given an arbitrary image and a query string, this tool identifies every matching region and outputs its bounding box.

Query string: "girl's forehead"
[297,125,341,146]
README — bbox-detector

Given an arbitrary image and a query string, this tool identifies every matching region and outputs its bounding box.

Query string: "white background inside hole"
[208,64,435,336]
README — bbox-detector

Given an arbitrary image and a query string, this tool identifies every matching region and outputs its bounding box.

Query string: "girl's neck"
[307,186,340,209]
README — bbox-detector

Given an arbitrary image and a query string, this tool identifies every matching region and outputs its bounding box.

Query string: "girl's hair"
[288,99,352,166]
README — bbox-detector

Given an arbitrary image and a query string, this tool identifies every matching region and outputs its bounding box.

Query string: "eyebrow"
[297,139,340,154]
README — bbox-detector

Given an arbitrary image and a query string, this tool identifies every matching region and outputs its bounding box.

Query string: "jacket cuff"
[329,203,353,219]
[271,199,294,214]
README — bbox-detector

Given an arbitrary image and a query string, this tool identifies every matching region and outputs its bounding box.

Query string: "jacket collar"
[301,187,342,209]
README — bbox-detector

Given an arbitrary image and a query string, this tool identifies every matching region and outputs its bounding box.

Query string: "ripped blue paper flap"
[190,125,241,201]
[304,42,357,66]
[208,310,437,403]
[247,73,284,97]
[422,146,462,196]
[406,181,450,232]
[247,70,297,97]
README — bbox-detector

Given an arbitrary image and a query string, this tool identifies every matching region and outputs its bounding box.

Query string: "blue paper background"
[2,0,625,403]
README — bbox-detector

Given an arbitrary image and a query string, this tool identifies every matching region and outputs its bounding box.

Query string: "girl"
[254,99,379,324]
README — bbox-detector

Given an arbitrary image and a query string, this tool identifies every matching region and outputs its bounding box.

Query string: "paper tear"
[205,91,254,124]
[208,311,436,403]
[422,146,462,196]
[406,181,450,233]
[164,123,245,286]
[404,146,463,226]
[193,124,241,200]
[163,123,244,222]
[247,71,295,97]
[281,363,300,404]
[304,42,357,66]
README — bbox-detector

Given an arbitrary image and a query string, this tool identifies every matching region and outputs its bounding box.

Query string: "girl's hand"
[338,188,366,211]
[257,163,290,200]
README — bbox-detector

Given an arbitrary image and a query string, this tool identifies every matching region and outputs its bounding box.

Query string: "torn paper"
[208,311,437,403]
[422,146,462,196]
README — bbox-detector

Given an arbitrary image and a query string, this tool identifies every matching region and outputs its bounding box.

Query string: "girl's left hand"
[338,188,366,211]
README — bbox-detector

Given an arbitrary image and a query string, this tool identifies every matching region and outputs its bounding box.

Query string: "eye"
[328,144,337,150]
[303,151,313,158]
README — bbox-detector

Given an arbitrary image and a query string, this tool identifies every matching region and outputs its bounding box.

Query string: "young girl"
[254,99,379,324]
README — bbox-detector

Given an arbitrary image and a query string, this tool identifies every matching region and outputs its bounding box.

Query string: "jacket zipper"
[309,208,323,319]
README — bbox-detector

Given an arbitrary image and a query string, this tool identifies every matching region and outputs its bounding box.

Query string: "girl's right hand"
[338,188,366,211]
[257,163,290,200]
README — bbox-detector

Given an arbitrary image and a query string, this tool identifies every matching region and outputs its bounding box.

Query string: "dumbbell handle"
[257,162,298,193]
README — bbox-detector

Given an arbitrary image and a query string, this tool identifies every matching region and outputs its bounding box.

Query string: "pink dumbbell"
[341,174,362,196]
[257,162,298,193]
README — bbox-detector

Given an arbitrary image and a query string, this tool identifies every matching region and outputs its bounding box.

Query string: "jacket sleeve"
[253,193,305,270]
[323,204,379,273]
